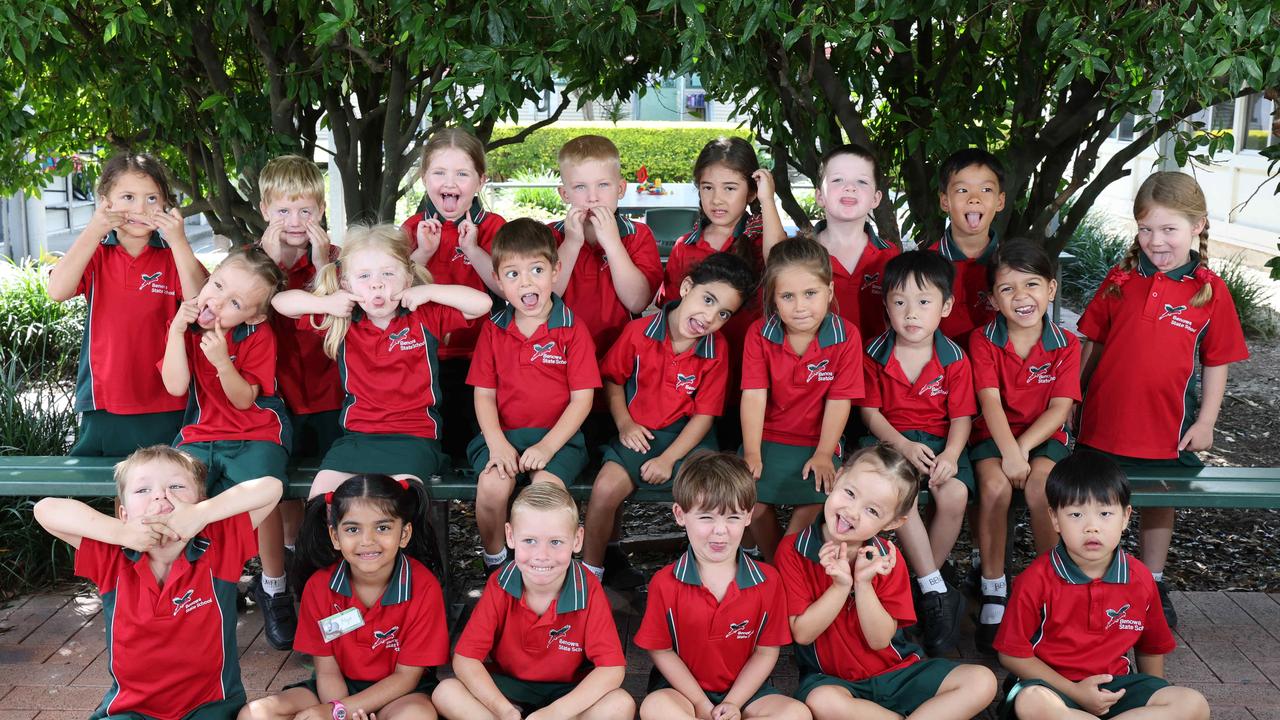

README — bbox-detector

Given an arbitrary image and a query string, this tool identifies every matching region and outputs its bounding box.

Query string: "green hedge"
[486,126,754,183]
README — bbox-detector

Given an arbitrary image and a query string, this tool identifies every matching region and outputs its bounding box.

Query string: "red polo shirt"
[400,198,504,358]
[599,308,729,429]
[863,329,976,437]
[634,549,792,694]
[740,313,864,446]
[75,513,256,720]
[466,294,601,430]
[548,215,663,355]
[774,522,923,681]
[928,228,999,341]
[968,316,1081,445]
[818,220,900,340]
[271,246,344,415]
[174,322,290,447]
[1077,254,1248,459]
[994,543,1176,681]
[295,554,450,680]
[328,303,469,438]
[72,231,187,415]
[454,560,626,683]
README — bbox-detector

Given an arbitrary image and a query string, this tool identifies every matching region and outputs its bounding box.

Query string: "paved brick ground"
[1,585,1276,718]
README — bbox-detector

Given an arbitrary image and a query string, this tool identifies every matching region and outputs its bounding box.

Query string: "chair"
[644,208,700,261]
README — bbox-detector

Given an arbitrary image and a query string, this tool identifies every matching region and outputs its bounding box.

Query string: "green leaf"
[197,94,226,112]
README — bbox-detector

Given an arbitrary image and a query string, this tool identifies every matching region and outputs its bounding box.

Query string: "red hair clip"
[396,478,410,491]
[323,491,335,505]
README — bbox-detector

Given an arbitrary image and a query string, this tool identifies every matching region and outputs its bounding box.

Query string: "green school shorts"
[795,657,959,714]
[749,440,841,506]
[288,409,343,460]
[285,669,439,697]
[90,694,243,720]
[1077,445,1205,469]
[969,437,1070,463]
[859,430,975,492]
[467,427,589,484]
[600,418,717,502]
[72,409,185,457]
[177,440,288,496]
[320,432,446,479]
[647,668,783,711]
[491,672,577,714]
[999,672,1170,720]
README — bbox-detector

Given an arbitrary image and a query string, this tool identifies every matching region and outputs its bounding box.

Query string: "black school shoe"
[917,582,966,656]
[1156,580,1178,630]
[603,543,647,590]
[250,574,298,651]
[975,594,1007,656]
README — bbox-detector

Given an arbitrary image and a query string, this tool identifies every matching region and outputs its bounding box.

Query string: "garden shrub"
[1058,215,1129,311]
[0,257,85,380]
[1216,254,1277,339]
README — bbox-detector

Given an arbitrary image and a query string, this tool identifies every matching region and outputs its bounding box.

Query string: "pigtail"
[310,262,351,360]
[1104,240,1143,299]
[290,496,340,594]
[1189,220,1213,307]
[397,479,443,579]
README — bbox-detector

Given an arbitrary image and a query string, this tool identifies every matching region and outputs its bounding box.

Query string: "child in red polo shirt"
[468,219,601,572]
[635,452,808,720]
[434,483,632,720]
[272,224,492,498]
[968,240,1081,652]
[1077,172,1248,630]
[34,445,282,720]
[741,236,864,561]
[994,450,1208,720]
[775,445,996,720]
[241,474,449,720]
[400,129,507,463]
[860,250,975,656]
[581,252,756,584]
[919,148,1006,341]
[48,152,207,456]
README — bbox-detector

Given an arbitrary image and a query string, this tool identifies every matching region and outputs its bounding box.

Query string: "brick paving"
[1,584,1277,717]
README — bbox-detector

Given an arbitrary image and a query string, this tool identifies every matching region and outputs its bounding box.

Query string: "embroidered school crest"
[1159,304,1187,321]
[806,359,834,383]
[372,626,402,651]
[531,341,567,365]
[546,624,582,652]
[171,588,212,616]
[1159,303,1201,333]
[1104,604,1131,630]
[1026,362,1055,384]
[386,327,426,352]
[451,246,471,265]
[139,271,163,290]
[546,624,572,647]
[861,272,881,293]
[724,619,755,640]
[137,270,174,295]
[387,328,409,350]
[675,373,698,394]
[918,374,947,397]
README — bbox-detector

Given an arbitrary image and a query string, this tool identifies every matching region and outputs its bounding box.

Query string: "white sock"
[584,563,605,581]
[261,573,287,596]
[483,548,508,567]
[980,603,1006,624]
[980,575,1007,598]
[1152,571,1164,583]
[918,571,946,594]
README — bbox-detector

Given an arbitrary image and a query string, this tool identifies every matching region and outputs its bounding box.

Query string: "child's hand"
[1072,675,1124,716]
[752,168,776,198]
[710,700,741,720]
[803,453,836,493]
[928,455,958,488]
[852,540,896,587]
[1001,455,1032,488]
[349,708,375,720]
[170,299,199,335]
[259,220,285,264]
[457,218,478,251]
[819,540,854,588]
[151,207,188,245]
[151,488,208,543]
[563,207,588,244]
[88,201,126,237]
[519,443,551,473]
[1179,421,1215,452]
[323,290,361,318]
[415,218,443,261]
[485,440,521,481]
[640,455,675,485]
[587,205,621,248]
[199,321,232,370]
[897,440,936,476]
[744,452,763,480]
[617,420,654,454]
[119,516,165,553]
[307,220,332,268]
[694,698,716,720]
[497,704,522,720]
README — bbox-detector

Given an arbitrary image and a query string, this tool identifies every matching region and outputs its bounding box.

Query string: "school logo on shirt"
[861,272,882,293]
[975,290,995,311]
[451,246,472,265]
[531,341,567,366]
[138,271,175,295]
[1104,603,1144,631]
[724,619,755,640]
[372,626,402,651]
[675,373,698,394]
[387,328,426,352]
[1026,363,1056,385]
[547,624,582,652]
[918,374,948,397]
[806,359,834,383]
[1159,304,1200,333]
[171,588,212,616]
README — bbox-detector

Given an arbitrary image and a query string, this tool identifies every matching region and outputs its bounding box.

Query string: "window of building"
[635,75,711,122]
[1243,92,1278,151]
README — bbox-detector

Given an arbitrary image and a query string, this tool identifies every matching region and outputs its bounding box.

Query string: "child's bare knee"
[1014,685,1064,718]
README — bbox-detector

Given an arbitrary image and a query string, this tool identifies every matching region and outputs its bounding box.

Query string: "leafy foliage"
[1216,254,1277,339]
[0,258,84,379]
[1058,215,1130,310]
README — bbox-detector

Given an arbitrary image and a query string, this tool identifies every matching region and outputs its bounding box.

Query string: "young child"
[741,236,863,561]
[48,152,207,456]
[968,240,1081,651]
[272,224,492,497]
[433,483,633,720]
[773,445,997,720]
[159,247,295,648]
[550,134,663,353]
[860,250,975,656]
[921,148,1006,341]
[468,218,600,573]
[240,475,449,720]
[766,143,900,339]
[400,128,507,460]
[34,446,282,720]
[1077,171,1249,629]
[994,450,1209,720]
[582,252,755,582]
[634,452,809,720]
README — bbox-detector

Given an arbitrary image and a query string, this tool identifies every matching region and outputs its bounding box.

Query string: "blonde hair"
[114,445,208,500]
[761,235,833,317]
[840,444,920,518]
[420,128,486,177]
[259,155,326,208]
[557,135,622,175]
[218,247,286,314]
[672,451,756,514]
[510,482,579,527]
[1109,171,1213,307]
[312,224,432,359]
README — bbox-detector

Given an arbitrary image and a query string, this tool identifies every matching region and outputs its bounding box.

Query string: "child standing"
[921,149,1006,341]
[742,237,864,561]
[859,250,975,656]
[34,446,282,720]
[434,483,633,720]
[968,240,1081,651]
[994,450,1209,720]
[582,252,755,582]
[272,224,492,497]
[774,445,996,720]
[1077,171,1248,629]
[635,452,809,720]
[468,219,600,573]
[240,475,449,720]
[48,153,207,456]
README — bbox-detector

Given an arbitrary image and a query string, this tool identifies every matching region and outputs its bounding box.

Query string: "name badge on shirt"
[319,607,364,643]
